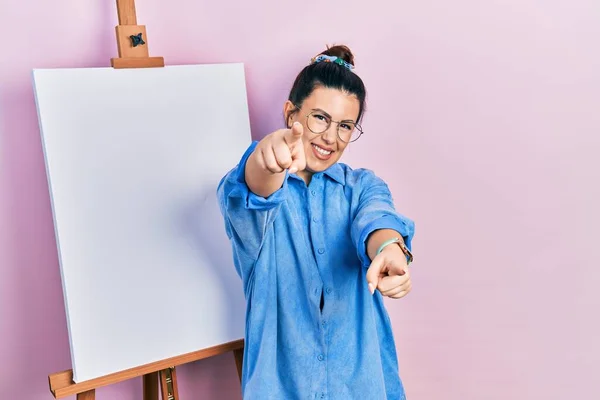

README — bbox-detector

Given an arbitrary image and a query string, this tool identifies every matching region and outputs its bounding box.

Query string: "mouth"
[311,143,334,160]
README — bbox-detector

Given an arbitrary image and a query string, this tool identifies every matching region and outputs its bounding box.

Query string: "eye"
[313,113,328,121]
[340,123,354,131]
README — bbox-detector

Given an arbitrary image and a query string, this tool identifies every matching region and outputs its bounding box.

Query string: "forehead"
[303,86,360,121]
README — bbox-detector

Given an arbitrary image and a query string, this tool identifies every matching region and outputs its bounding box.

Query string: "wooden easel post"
[143,372,159,399]
[142,366,180,400]
[110,0,164,69]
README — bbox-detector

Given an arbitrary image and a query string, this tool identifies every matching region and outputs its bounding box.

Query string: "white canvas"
[32,64,251,382]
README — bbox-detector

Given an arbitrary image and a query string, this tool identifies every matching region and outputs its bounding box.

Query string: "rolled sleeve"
[350,170,415,268]
[216,141,289,282]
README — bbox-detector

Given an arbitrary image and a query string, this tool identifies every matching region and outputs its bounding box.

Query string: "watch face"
[399,243,413,263]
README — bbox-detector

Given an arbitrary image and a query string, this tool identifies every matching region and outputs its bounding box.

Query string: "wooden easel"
[47,1,245,399]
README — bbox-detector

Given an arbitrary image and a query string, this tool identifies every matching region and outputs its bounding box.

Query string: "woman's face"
[285,86,360,177]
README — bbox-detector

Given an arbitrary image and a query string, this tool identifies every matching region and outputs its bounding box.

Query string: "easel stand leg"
[77,390,95,400]
[233,348,244,381]
[160,367,179,400]
[143,372,159,400]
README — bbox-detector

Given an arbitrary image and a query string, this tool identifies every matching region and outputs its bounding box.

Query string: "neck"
[297,170,313,185]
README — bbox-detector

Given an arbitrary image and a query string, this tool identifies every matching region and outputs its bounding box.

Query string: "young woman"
[218,45,416,400]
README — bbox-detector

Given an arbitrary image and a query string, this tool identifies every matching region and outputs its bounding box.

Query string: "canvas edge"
[31,68,82,382]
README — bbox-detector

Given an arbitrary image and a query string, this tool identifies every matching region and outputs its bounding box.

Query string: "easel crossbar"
[49,339,244,398]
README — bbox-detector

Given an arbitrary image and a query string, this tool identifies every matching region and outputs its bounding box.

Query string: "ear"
[283,100,298,128]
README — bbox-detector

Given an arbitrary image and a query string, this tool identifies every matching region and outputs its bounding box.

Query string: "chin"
[306,158,335,173]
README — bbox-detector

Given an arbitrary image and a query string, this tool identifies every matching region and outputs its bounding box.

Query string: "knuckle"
[265,160,279,172]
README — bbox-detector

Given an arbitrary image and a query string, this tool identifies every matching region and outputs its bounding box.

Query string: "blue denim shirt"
[217,141,415,400]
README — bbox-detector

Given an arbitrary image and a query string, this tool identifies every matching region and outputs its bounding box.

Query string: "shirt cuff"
[233,141,289,210]
[357,214,415,268]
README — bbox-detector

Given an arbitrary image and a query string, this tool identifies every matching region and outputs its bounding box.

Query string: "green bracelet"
[376,237,413,264]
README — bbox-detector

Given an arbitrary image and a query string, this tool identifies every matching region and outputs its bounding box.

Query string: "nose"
[321,124,337,145]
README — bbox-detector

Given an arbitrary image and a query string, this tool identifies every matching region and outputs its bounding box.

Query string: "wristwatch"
[376,237,414,265]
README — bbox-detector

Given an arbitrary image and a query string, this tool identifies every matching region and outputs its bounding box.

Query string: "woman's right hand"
[245,122,307,198]
[255,121,306,174]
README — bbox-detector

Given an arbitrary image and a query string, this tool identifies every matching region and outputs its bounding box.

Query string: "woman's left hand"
[366,244,412,299]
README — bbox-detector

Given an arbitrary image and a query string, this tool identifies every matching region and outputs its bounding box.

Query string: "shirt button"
[318,354,324,361]
[322,320,327,327]
[326,287,332,294]
[311,190,316,195]
[321,393,326,399]
[312,217,319,223]
[318,248,325,254]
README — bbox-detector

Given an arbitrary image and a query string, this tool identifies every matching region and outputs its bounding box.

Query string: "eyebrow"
[311,108,356,124]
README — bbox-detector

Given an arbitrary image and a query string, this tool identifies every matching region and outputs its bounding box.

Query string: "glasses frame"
[292,105,364,143]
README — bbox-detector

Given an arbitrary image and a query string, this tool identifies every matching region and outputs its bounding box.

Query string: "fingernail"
[368,283,375,295]
[289,167,297,173]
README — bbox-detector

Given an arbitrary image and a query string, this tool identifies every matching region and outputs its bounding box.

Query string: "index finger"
[366,254,385,295]
[283,121,304,144]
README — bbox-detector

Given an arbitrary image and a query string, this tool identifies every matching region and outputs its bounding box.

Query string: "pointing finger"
[366,254,385,295]
[284,121,304,144]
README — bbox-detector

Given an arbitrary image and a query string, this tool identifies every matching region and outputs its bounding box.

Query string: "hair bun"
[321,44,355,66]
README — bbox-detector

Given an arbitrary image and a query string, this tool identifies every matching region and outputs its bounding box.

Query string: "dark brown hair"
[286,44,367,126]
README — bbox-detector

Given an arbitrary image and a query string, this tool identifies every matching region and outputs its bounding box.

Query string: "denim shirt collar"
[290,163,346,186]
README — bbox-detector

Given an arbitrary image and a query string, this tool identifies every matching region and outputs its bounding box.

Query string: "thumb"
[284,121,304,144]
[388,265,406,276]
[366,254,385,295]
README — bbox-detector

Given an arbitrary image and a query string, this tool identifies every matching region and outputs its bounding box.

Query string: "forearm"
[366,229,405,261]
[245,150,286,198]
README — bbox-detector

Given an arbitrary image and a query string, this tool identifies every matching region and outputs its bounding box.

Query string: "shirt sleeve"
[219,140,289,211]
[350,169,415,268]
[217,141,288,279]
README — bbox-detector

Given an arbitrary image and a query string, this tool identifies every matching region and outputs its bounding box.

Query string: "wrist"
[376,237,413,264]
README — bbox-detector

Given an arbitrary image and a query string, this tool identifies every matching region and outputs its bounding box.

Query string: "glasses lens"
[336,121,357,142]
[307,112,330,133]
[349,128,362,142]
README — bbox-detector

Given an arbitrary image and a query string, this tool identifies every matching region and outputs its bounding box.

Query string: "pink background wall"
[1,0,598,399]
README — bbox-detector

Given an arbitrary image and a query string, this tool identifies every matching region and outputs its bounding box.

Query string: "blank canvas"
[32,64,251,382]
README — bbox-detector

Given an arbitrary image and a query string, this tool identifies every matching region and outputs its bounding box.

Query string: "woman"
[218,45,416,400]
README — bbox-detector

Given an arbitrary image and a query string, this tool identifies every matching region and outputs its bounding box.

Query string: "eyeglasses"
[295,107,363,143]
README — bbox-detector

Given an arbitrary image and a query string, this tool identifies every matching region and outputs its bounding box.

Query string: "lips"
[311,143,333,160]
